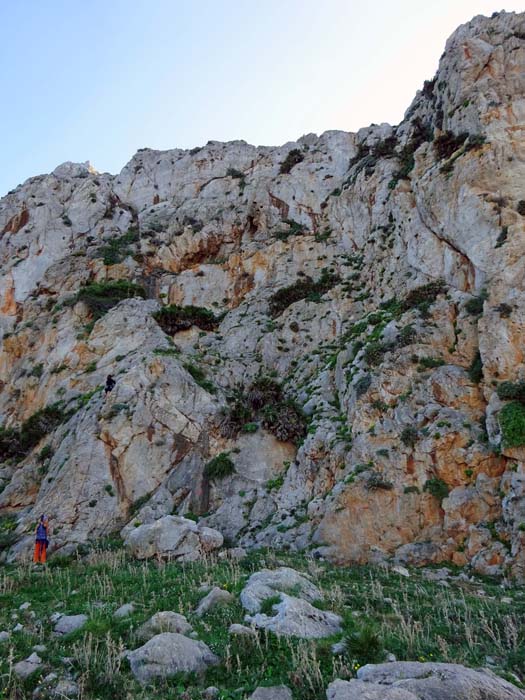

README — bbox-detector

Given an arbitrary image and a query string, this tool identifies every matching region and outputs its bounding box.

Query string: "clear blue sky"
[1,1,522,196]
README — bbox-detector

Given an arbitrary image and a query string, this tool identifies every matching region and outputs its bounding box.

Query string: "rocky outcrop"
[1,11,525,578]
[123,515,223,560]
[326,662,525,700]
[240,567,322,613]
[245,594,342,639]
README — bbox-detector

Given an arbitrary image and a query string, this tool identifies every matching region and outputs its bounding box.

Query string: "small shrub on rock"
[262,401,307,444]
[247,376,283,411]
[279,148,304,174]
[468,351,483,384]
[268,270,339,317]
[77,280,146,319]
[499,401,525,448]
[465,291,487,316]
[355,373,372,398]
[423,478,449,502]
[0,403,69,463]
[401,280,446,312]
[365,472,393,490]
[496,381,525,403]
[98,227,140,265]
[401,426,419,447]
[205,453,235,480]
[153,305,219,334]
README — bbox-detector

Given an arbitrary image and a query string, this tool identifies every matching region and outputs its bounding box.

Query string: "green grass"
[0,549,523,699]
[499,401,525,448]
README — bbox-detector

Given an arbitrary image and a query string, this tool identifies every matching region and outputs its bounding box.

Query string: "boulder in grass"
[137,611,193,640]
[327,662,525,700]
[127,632,219,683]
[240,567,322,614]
[53,614,88,636]
[195,587,233,617]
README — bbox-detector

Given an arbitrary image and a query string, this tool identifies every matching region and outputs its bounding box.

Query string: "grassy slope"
[0,547,524,699]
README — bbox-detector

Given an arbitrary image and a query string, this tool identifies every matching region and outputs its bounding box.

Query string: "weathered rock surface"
[53,614,87,636]
[240,567,322,614]
[248,687,293,700]
[246,594,342,638]
[326,662,525,699]
[127,632,219,683]
[1,11,525,579]
[13,652,42,679]
[124,515,223,561]
[137,611,193,640]
[195,587,233,616]
[114,602,135,618]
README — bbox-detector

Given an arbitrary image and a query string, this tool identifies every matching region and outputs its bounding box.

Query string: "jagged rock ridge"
[1,11,525,578]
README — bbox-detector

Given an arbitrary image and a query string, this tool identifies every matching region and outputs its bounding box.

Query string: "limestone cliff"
[1,10,525,578]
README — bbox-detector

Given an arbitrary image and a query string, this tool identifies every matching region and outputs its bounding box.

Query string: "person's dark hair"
[40,514,45,522]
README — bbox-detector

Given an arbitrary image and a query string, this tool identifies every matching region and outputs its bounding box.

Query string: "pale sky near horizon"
[1,1,523,196]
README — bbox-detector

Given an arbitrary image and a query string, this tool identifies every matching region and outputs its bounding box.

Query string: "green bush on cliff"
[499,401,525,448]
[0,403,69,463]
[220,377,307,444]
[76,280,146,319]
[401,426,419,447]
[423,477,449,502]
[268,270,339,317]
[497,381,525,403]
[279,148,304,174]
[204,452,235,480]
[401,280,447,312]
[153,304,219,334]
[98,227,140,265]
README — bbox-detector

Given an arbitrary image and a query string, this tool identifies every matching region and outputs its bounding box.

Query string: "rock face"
[326,662,525,700]
[1,11,525,578]
[127,632,219,683]
[123,515,223,560]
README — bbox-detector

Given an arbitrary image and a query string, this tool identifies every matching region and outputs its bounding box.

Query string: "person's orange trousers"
[33,541,47,563]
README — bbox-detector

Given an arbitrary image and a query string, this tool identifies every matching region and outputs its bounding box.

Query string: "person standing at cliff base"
[33,514,49,564]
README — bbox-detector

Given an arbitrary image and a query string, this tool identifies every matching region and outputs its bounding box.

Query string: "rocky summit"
[1,11,525,584]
